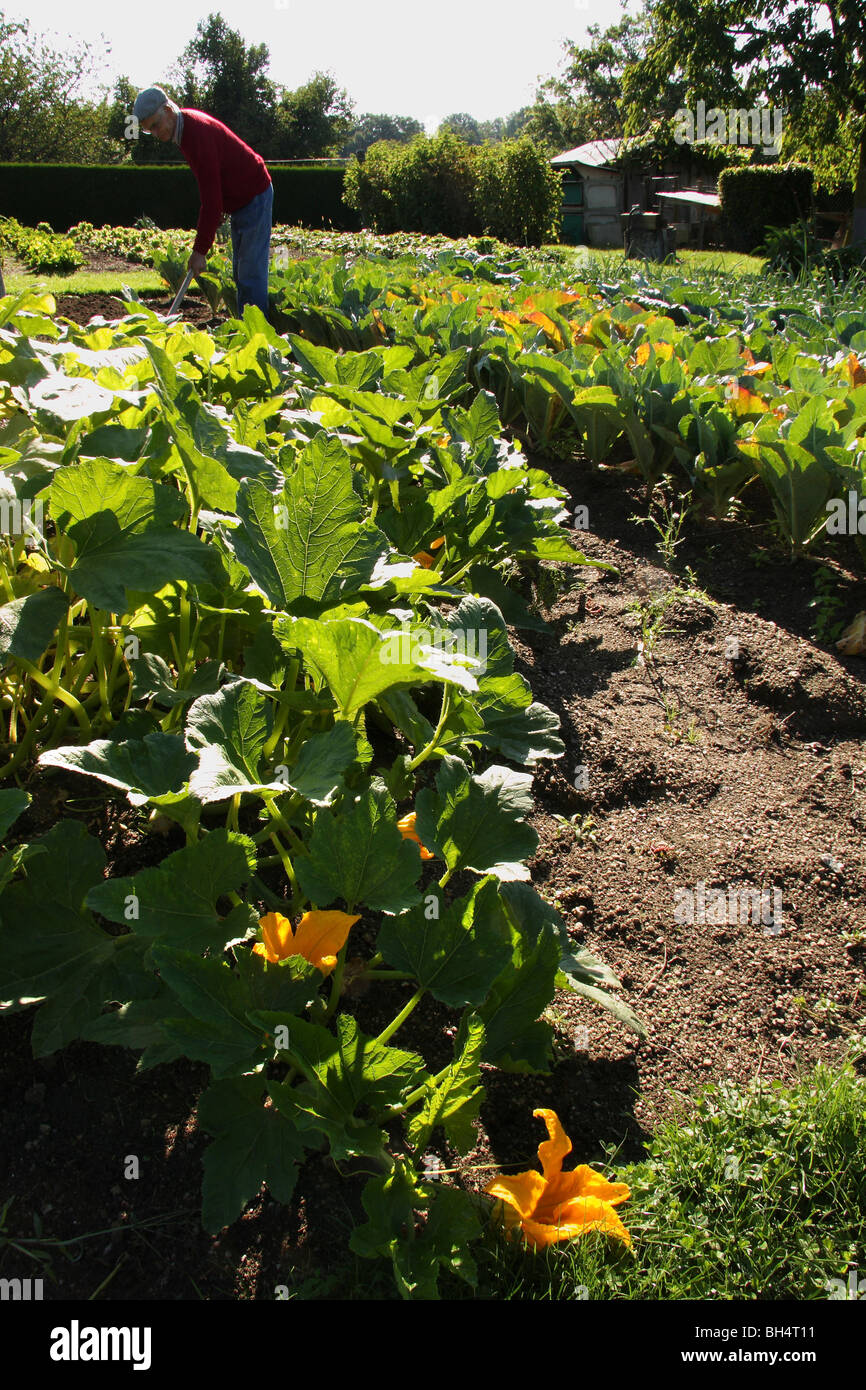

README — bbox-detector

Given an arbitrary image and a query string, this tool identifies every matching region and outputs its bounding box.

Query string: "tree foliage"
[341,113,424,157]
[275,72,354,159]
[620,1,866,231]
[174,12,277,153]
[0,9,116,163]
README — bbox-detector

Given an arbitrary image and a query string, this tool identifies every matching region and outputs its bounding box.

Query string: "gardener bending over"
[132,87,273,316]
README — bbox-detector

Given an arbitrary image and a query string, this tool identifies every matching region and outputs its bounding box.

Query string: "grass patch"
[464,1061,866,1300]
[5,270,165,295]
[548,245,765,278]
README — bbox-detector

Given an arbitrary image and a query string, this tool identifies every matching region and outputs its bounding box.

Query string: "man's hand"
[188,251,208,275]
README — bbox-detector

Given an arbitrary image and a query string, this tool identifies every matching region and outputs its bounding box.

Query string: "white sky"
[11,0,629,129]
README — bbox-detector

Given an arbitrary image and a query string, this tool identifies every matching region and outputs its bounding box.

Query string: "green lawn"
[548,245,766,277]
[466,1059,866,1301]
[5,269,165,295]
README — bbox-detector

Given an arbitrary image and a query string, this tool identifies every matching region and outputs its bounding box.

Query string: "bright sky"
[11,0,628,128]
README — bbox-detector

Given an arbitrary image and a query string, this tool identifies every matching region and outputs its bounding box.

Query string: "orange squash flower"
[412,538,444,569]
[253,909,360,975]
[485,1108,631,1250]
[396,811,434,860]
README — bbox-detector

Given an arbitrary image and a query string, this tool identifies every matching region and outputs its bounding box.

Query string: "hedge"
[344,133,561,246]
[718,164,814,252]
[0,163,360,233]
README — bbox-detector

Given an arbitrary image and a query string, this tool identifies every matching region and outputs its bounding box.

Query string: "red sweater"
[179,110,272,255]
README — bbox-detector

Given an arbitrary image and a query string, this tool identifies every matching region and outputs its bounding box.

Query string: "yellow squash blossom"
[485,1108,631,1250]
[253,909,360,975]
[396,812,435,860]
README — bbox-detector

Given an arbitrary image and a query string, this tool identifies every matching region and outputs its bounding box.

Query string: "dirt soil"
[55,292,221,328]
[1,430,865,1299]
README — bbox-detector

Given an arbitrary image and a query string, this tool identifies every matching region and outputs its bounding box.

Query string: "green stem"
[406,683,451,772]
[396,1060,453,1116]
[15,658,92,738]
[268,832,299,898]
[373,987,425,1047]
[86,604,112,722]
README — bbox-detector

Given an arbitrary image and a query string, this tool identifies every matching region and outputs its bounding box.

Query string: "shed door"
[560,172,585,244]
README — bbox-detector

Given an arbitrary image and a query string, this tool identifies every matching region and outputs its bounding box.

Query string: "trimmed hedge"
[718,164,814,252]
[0,163,359,233]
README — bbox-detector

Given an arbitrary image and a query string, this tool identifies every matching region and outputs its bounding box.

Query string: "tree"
[173,12,278,153]
[520,95,606,154]
[622,1,866,240]
[437,113,482,145]
[538,11,657,147]
[0,9,114,162]
[274,72,354,158]
[341,113,423,157]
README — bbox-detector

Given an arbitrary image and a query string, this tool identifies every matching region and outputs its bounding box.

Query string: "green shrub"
[718,164,814,252]
[389,132,481,239]
[761,218,866,286]
[344,134,558,245]
[343,142,403,234]
[473,137,561,246]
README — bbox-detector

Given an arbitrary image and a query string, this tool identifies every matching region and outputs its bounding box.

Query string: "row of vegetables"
[0,274,638,1295]
[261,244,866,558]
[1,234,863,1293]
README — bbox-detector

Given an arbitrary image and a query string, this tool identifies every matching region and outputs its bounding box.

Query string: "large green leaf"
[0,788,29,841]
[0,820,117,1053]
[438,596,563,763]
[376,880,511,1007]
[266,1012,425,1161]
[0,588,68,665]
[198,1075,311,1232]
[296,778,423,913]
[149,945,266,1077]
[185,681,288,804]
[85,829,256,952]
[479,917,560,1074]
[276,614,478,722]
[407,1012,486,1153]
[415,756,537,881]
[231,434,389,609]
[39,732,195,805]
[49,457,224,611]
[281,720,356,806]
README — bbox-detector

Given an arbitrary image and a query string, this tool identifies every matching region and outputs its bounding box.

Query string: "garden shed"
[550,138,624,247]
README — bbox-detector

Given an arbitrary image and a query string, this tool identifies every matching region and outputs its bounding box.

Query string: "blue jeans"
[230,182,273,316]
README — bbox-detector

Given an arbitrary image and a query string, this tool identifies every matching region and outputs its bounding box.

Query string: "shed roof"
[551,138,623,169]
[657,189,721,209]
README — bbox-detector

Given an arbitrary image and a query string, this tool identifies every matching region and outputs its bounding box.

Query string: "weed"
[809,565,847,644]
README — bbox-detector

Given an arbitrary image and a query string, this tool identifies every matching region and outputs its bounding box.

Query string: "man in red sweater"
[133,87,273,316]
